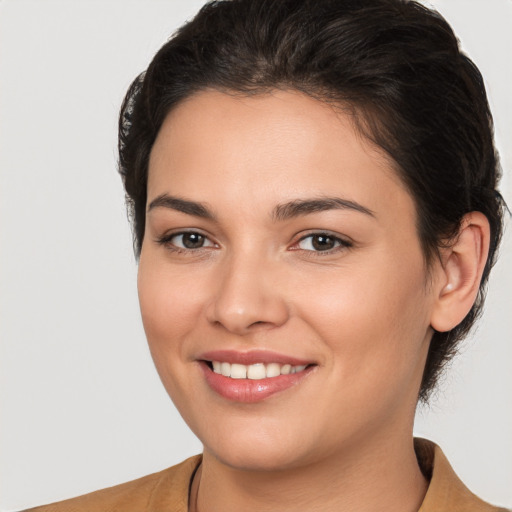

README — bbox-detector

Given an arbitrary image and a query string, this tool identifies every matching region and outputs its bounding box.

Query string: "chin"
[196,414,330,473]
[206,437,309,472]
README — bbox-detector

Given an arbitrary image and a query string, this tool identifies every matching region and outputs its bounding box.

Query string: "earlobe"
[430,212,490,333]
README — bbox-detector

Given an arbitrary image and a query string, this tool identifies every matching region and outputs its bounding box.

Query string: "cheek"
[136,254,210,421]
[137,254,204,363]
[296,251,431,385]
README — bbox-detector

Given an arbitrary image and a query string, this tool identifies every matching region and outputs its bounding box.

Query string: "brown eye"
[180,232,206,248]
[162,231,216,250]
[297,233,350,252]
[311,234,336,251]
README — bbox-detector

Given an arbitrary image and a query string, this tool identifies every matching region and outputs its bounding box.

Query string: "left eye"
[297,233,346,252]
[168,232,215,249]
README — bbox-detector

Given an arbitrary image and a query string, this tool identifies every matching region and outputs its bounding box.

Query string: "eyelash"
[156,231,217,254]
[156,230,353,256]
[292,232,353,256]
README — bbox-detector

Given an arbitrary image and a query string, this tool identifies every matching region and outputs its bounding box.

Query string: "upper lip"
[198,349,314,366]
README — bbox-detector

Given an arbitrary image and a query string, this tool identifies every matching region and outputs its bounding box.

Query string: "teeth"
[230,363,247,379]
[247,363,266,380]
[221,362,231,377]
[211,361,309,379]
[281,364,291,375]
[266,363,281,378]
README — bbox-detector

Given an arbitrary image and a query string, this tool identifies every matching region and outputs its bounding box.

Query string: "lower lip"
[199,362,314,403]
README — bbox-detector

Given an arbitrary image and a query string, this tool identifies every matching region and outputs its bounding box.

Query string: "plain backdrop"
[1,1,511,510]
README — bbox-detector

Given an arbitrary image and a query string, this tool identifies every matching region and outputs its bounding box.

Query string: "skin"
[138,89,489,512]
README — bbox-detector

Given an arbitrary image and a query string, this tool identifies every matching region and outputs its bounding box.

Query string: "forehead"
[147,89,414,224]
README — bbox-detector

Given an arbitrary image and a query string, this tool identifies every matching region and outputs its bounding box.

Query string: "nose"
[206,253,290,335]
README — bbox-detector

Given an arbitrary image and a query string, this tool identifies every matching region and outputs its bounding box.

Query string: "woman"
[22,0,509,510]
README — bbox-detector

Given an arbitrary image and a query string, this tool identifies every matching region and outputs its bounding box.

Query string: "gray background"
[1,1,511,510]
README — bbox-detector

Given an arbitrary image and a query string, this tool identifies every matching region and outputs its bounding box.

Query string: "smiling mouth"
[200,357,316,402]
[206,361,310,379]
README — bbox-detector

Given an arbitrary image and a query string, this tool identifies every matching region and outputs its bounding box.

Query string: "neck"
[194,430,428,512]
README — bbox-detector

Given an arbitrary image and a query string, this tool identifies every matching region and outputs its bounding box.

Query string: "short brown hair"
[118,0,504,401]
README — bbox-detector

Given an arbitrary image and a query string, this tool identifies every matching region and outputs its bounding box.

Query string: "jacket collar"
[416,438,507,511]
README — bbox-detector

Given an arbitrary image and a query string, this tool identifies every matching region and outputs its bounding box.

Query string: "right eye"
[158,231,216,250]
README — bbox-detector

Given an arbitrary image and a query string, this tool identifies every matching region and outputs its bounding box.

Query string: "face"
[138,90,437,471]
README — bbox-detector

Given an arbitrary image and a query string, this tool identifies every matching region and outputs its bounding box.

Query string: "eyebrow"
[148,194,215,219]
[272,197,375,221]
[147,194,375,221]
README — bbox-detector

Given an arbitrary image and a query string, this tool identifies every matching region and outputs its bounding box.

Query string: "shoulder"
[22,455,202,512]
[416,438,509,512]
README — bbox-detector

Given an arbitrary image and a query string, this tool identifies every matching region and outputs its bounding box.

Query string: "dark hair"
[118,0,504,401]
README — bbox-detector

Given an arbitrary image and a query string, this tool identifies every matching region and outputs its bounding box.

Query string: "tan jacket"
[24,440,509,512]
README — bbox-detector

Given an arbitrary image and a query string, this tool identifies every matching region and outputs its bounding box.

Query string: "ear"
[430,212,490,333]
